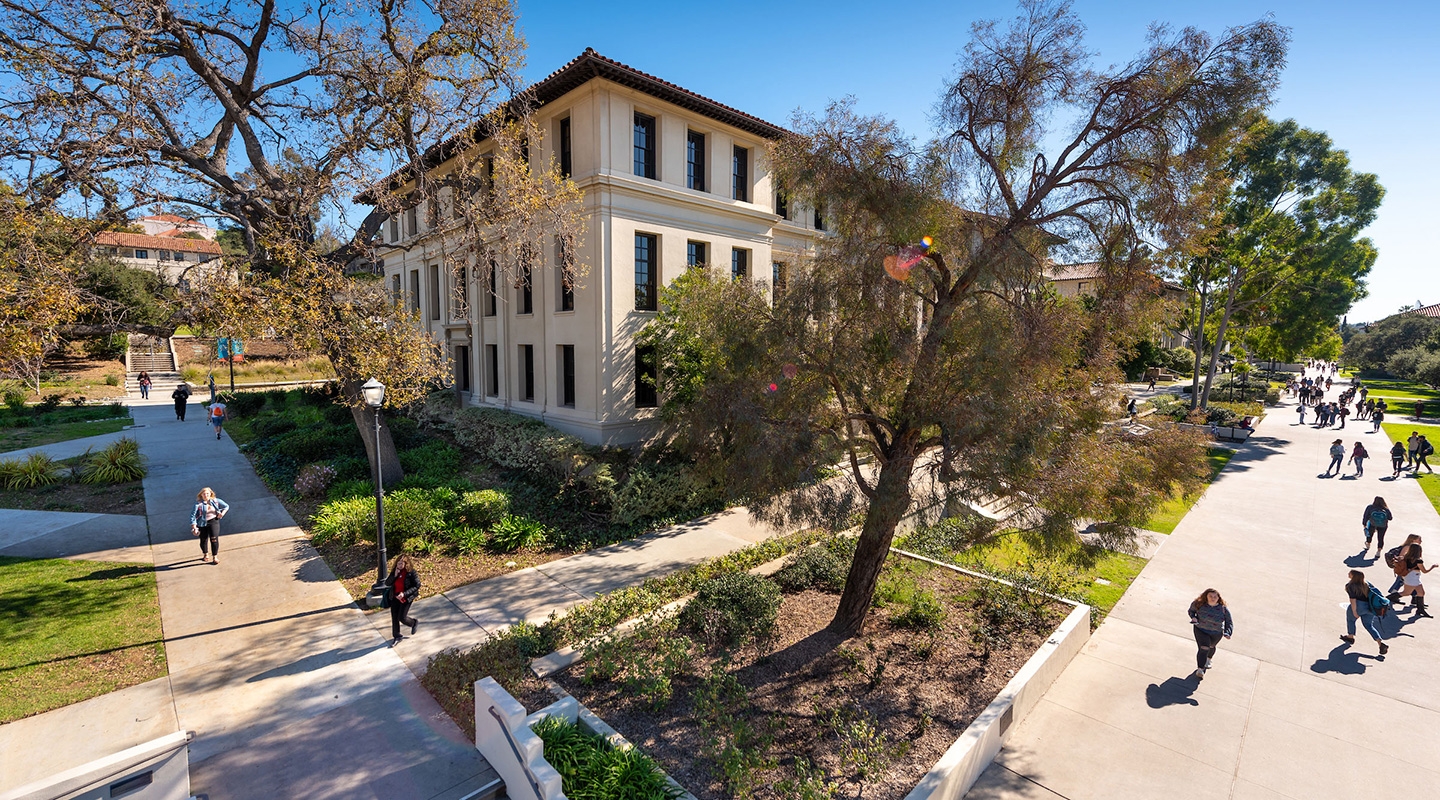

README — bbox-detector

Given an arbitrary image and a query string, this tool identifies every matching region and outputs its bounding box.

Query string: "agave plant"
[7,452,63,488]
[80,437,147,484]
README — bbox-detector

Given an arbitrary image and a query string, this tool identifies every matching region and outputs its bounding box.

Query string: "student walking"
[1340,570,1389,655]
[1372,407,1385,433]
[208,400,227,440]
[207,373,217,404]
[1349,442,1369,477]
[385,554,421,645]
[1391,441,1407,478]
[1416,435,1435,474]
[1386,536,1422,600]
[190,487,230,564]
[171,383,191,421]
[1362,496,1392,556]
[1407,431,1420,469]
[1338,404,1349,429]
[1395,551,1433,619]
[1324,439,1345,477]
[1187,588,1233,681]
[138,371,152,399]
[1297,404,1307,425]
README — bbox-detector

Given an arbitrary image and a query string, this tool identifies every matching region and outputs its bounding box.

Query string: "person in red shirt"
[386,554,421,645]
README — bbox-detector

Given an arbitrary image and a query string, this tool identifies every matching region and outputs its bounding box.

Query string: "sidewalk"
[0,400,497,799]
[968,377,1440,799]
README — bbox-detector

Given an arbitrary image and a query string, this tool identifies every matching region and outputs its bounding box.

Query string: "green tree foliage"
[642,1,1283,635]
[1184,117,1383,406]
[1344,313,1440,372]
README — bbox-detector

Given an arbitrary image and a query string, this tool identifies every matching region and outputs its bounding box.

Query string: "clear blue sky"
[515,0,1437,322]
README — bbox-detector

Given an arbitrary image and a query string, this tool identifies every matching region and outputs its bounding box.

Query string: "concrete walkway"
[1,400,497,799]
[969,374,1440,799]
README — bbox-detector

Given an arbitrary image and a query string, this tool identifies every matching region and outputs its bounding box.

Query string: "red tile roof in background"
[1411,302,1440,318]
[96,231,222,255]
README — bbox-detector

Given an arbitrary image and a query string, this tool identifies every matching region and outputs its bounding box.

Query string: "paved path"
[1,400,497,799]
[969,374,1440,800]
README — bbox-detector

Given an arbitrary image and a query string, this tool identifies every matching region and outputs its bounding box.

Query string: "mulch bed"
[0,475,145,515]
[554,562,1065,800]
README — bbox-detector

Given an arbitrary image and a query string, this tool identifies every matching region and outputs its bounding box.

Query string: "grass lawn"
[940,535,1146,617]
[0,416,130,454]
[1357,375,1440,404]
[1380,421,1440,515]
[0,556,166,722]
[1145,447,1236,534]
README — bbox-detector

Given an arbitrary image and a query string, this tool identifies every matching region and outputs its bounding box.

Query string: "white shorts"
[1404,571,1423,588]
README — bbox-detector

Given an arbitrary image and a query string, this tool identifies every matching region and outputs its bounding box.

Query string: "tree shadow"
[245,642,388,683]
[1310,644,1373,674]
[66,565,152,581]
[1145,676,1199,708]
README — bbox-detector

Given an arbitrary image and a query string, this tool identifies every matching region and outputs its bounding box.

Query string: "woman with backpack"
[1391,441,1408,479]
[1187,588,1233,681]
[1349,442,1369,477]
[1416,435,1435,474]
[1395,551,1434,618]
[1387,536,1422,601]
[1341,570,1389,655]
[1363,496,1392,556]
[138,371,152,399]
[1325,439,1345,478]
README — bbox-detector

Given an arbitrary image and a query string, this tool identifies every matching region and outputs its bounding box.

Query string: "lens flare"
[782,363,798,379]
[768,383,778,393]
[884,245,926,281]
[920,235,933,249]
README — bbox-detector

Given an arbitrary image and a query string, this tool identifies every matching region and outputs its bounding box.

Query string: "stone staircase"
[126,336,183,393]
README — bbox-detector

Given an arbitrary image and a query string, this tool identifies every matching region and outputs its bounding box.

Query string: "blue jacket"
[191,498,230,528]
[1189,602,1233,637]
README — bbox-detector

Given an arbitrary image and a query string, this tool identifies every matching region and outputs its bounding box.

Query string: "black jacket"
[385,567,420,604]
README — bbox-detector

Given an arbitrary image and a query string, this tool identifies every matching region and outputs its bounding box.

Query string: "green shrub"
[893,589,945,631]
[222,392,266,416]
[488,514,547,553]
[38,394,62,412]
[447,526,488,555]
[898,515,996,560]
[255,449,300,491]
[250,415,298,438]
[401,536,437,556]
[322,403,355,426]
[678,572,781,650]
[0,458,22,489]
[326,478,373,502]
[261,389,289,407]
[450,407,589,477]
[399,439,464,477]
[310,495,375,545]
[79,437,146,484]
[773,537,857,593]
[2,386,25,411]
[293,463,337,498]
[330,455,371,482]
[4,452,63,488]
[383,488,446,541]
[454,489,510,529]
[104,374,120,386]
[610,463,718,527]
[275,425,362,463]
[531,717,682,800]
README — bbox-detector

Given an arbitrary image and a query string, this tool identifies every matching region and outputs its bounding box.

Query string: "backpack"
[1423,440,1435,456]
[1367,584,1391,617]
[1385,545,1404,568]
[1368,508,1388,529]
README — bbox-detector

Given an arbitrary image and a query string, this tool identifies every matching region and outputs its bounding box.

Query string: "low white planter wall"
[0,730,193,800]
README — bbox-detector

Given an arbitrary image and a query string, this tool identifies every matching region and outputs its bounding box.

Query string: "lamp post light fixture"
[361,378,389,608]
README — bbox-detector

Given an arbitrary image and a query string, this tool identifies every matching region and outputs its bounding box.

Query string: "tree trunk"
[1189,284,1208,410]
[830,438,921,637]
[351,404,404,489]
[1200,270,1239,409]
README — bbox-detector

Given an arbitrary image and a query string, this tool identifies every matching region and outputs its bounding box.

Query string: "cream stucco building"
[369,49,822,445]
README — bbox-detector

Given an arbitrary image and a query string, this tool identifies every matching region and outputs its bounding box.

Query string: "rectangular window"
[519,261,533,315]
[428,263,441,321]
[560,345,576,407]
[559,117,572,179]
[732,145,748,202]
[635,345,658,409]
[776,192,789,220]
[519,344,534,402]
[814,207,826,231]
[406,206,418,237]
[686,241,708,269]
[135,249,149,260]
[772,261,787,298]
[686,130,706,191]
[633,112,656,179]
[556,239,574,311]
[388,216,399,242]
[635,233,658,311]
[485,259,497,316]
[391,274,402,304]
[454,345,471,392]
[731,247,748,279]
[486,344,499,396]
[453,263,468,320]
[409,269,421,311]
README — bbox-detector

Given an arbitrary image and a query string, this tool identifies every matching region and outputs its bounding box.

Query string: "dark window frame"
[409,268,421,311]
[454,345,471,392]
[519,261,533,315]
[772,261,787,298]
[686,240,708,269]
[559,116,572,179]
[731,247,748,279]
[486,344,499,396]
[633,112,657,179]
[635,345,658,409]
[519,344,534,402]
[775,192,789,220]
[557,238,574,312]
[485,259,497,316]
[428,262,441,321]
[635,233,658,311]
[732,145,748,202]
[686,130,706,191]
[560,345,576,408]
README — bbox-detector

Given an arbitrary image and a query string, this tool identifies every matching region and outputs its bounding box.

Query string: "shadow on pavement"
[245,643,389,683]
[1144,677,1199,708]
[1309,644,1372,675]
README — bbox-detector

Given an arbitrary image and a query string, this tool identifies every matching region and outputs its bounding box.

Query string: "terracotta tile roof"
[96,231,222,255]
[359,48,789,203]
[140,213,191,223]
[1047,262,1104,281]
[1411,302,1440,318]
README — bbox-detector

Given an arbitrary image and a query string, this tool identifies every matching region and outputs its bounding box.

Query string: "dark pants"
[1368,525,1386,552]
[1394,456,1406,475]
[390,600,416,639]
[174,399,186,420]
[1418,453,1433,473]
[198,521,219,556]
[1327,455,1343,474]
[1193,627,1223,670]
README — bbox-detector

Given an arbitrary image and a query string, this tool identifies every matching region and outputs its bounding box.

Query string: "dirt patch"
[174,337,296,367]
[0,473,145,515]
[320,538,583,603]
[20,349,127,402]
[555,562,1064,799]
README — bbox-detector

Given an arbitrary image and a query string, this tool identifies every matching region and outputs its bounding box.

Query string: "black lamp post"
[361,378,389,607]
